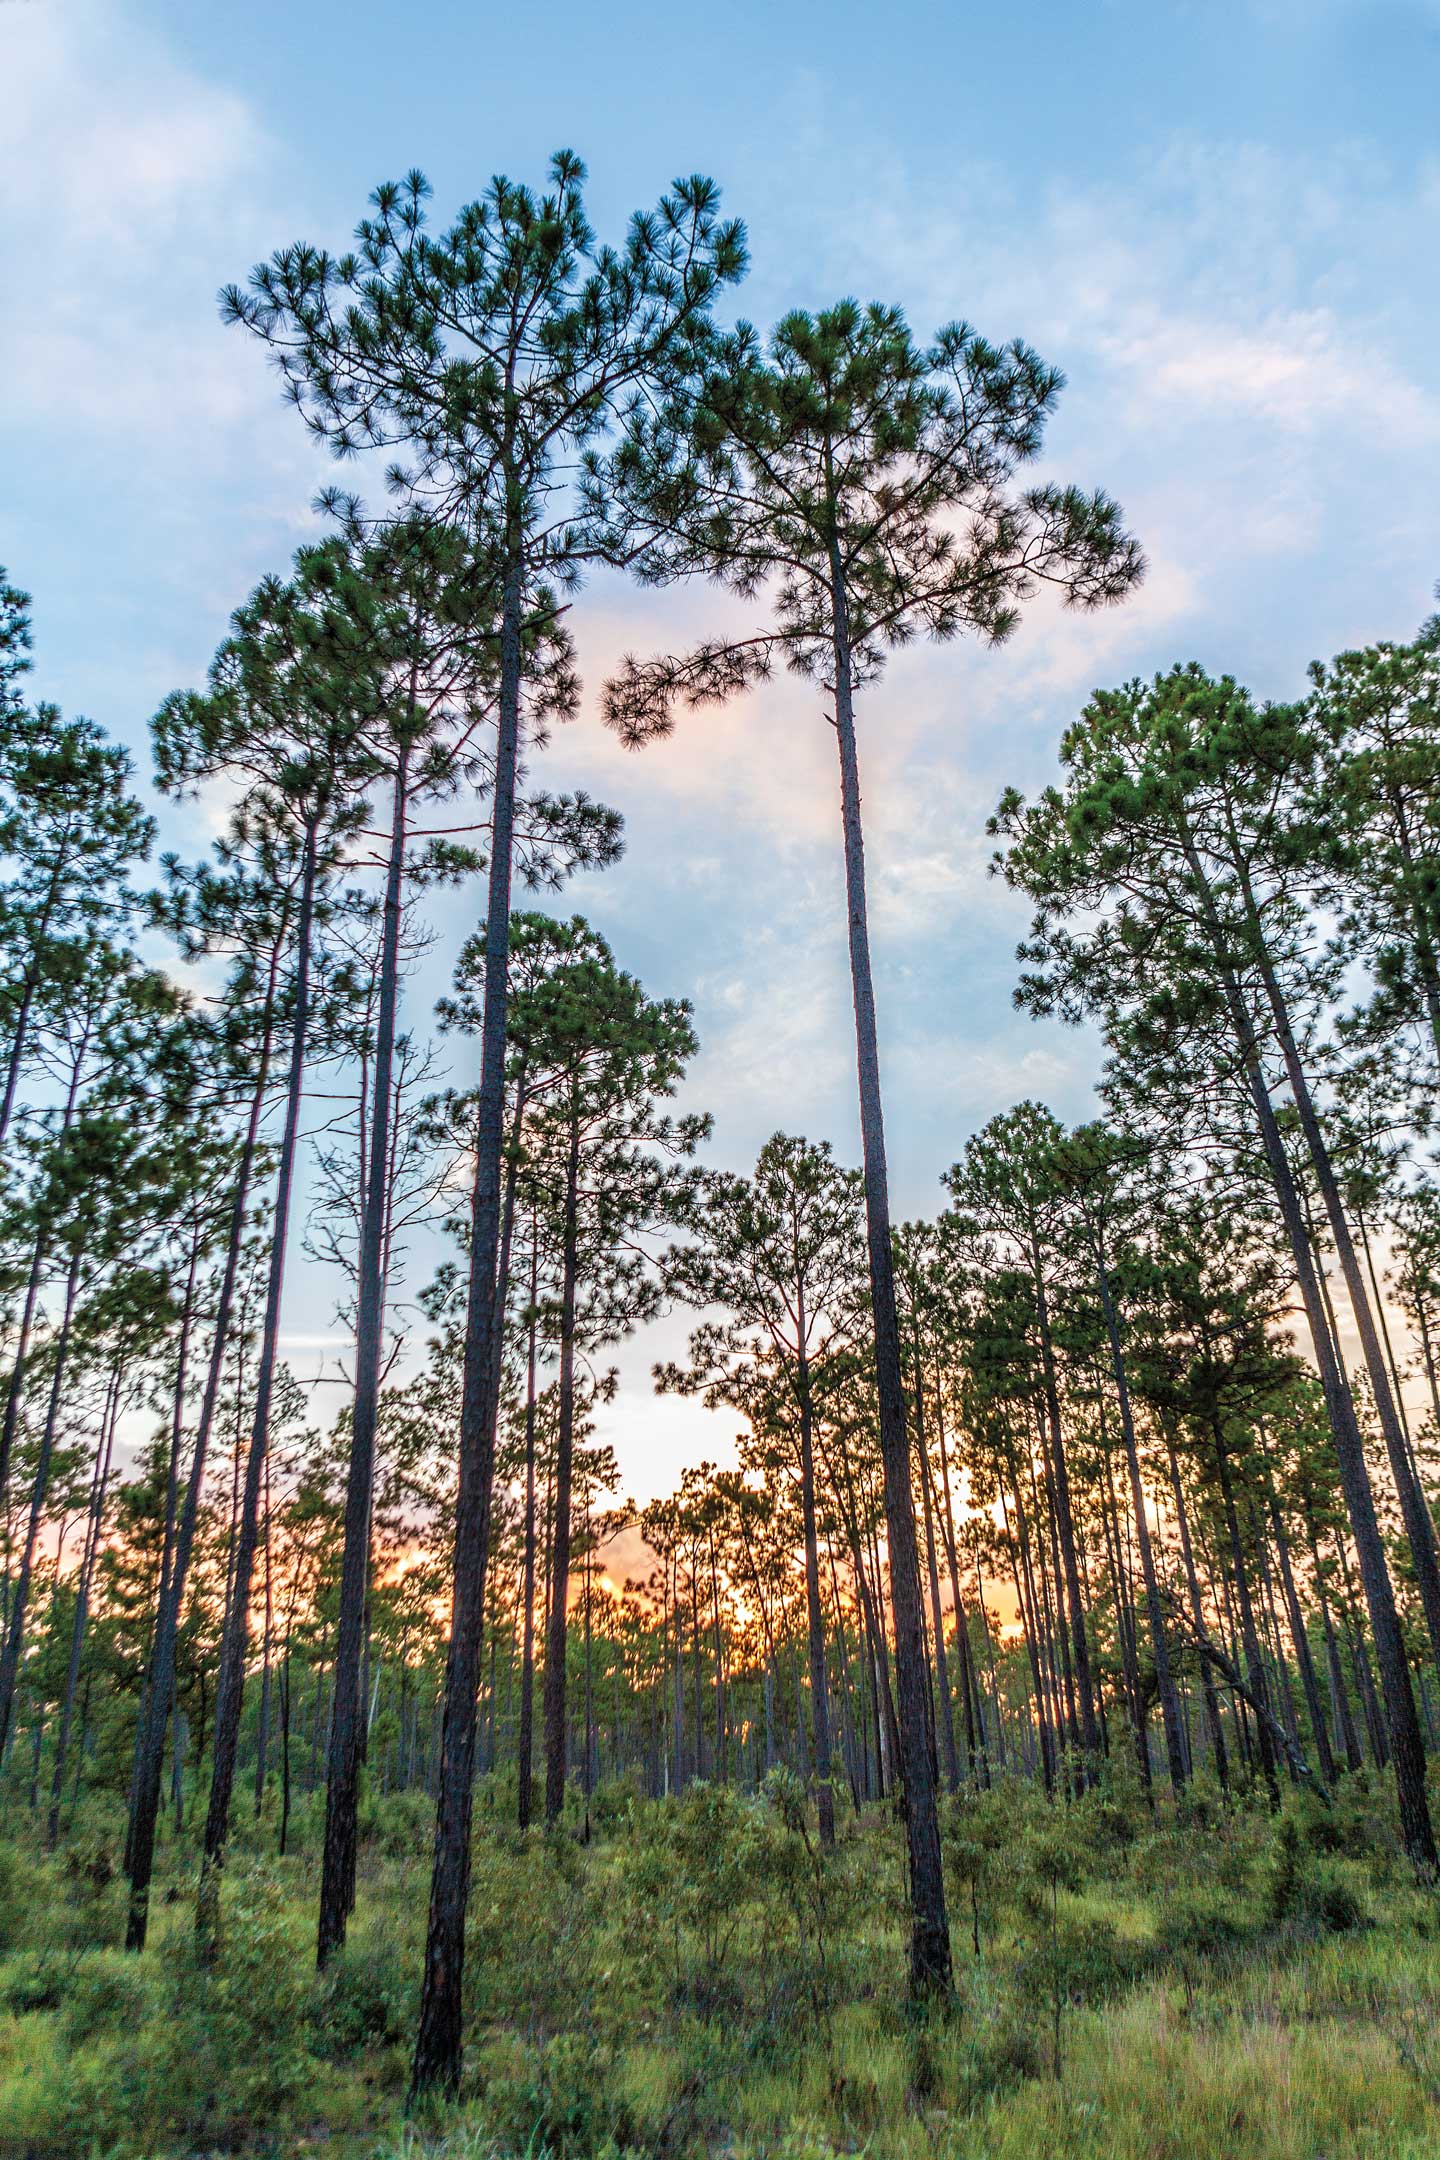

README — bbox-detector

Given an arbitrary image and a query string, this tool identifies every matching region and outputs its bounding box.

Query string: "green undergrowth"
[0,1766,1436,2157]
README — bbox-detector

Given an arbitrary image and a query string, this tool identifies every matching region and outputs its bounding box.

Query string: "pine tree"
[226,164,737,2050]
[600,299,1142,1996]
[0,701,154,1150]
[993,670,1438,1870]
[660,1134,866,1844]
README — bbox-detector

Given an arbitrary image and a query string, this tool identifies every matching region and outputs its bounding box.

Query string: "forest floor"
[0,1769,1437,2158]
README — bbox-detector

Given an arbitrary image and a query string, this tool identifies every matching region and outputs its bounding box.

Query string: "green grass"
[0,1769,1437,2158]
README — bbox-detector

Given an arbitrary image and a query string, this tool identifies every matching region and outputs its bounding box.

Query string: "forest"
[2,146,1440,2160]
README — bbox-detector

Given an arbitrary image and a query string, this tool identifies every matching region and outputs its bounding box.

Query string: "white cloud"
[1,0,333,705]
[11,5,1440,1510]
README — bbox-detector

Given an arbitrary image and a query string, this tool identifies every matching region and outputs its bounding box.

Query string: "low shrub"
[310,1927,417,2058]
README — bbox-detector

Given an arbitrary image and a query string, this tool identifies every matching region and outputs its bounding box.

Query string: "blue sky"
[5,0,1439,1501]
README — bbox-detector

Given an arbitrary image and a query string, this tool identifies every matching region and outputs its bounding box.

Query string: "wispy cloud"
[3,0,331,710]
[10,2,1438,1505]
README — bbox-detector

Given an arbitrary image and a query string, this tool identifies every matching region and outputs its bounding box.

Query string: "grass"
[0,1768,1435,2157]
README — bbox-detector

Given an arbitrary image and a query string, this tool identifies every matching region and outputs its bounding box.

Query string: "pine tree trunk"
[708,1528,726,1782]
[1094,1254,1187,1792]
[796,1349,836,1845]
[0,1249,81,1756]
[0,844,69,1149]
[827,564,949,1997]
[0,1042,86,1515]
[0,969,40,1153]
[255,1479,274,1818]
[912,1354,960,1794]
[543,1107,581,1825]
[1003,1482,1055,1793]
[517,1250,540,1833]
[1033,1413,1081,1766]
[413,554,524,2098]
[1210,1413,1280,1808]
[934,1391,983,1782]
[1033,1269,1101,1766]
[200,826,315,1937]
[46,1366,119,1845]
[320,752,410,1966]
[1164,1436,1230,1792]
[1243,915,1440,1673]
[0,1235,45,1519]
[826,1542,862,1812]
[970,1534,1008,1775]
[126,949,280,1950]
[125,1235,199,1877]
[582,1533,594,1839]
[673,1555,686,1793]
[1305,1503,1363,1773]
[1181,826,1435,1870]
[280,1649,293,1854]
[1265,1474,1335,1786]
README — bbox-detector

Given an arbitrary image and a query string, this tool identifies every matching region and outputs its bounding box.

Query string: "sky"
[4,0,1439,1510]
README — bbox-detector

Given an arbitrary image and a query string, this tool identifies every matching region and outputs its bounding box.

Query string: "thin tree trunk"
[827,567,949,1997]
[125,946,280,1949]
[320,758,409,1966]
[0,842,71,1150]
[1094,1252,1187,1792]
[543,1106,581,1826]
[1033,1268,1101,1767]
[933,1387,983,1782]
[912,1352,959,1795]
[1164,1435,1230,1792]
[1230,831,1440,1674]
[1180,824,1435,1871]
[796,1351,836,1845]
[201,828,316,1938]
[1002,1480,1053,1791]
[517,1243,540,1832]
[1210,1411,1280,1808]
[1264,1469,1335,1786]
[47,1365,119,1844]
[413,553,523,2098]
[255,1459,274,1818]
[0,1038,86,1517]
[0,1250,82,1755]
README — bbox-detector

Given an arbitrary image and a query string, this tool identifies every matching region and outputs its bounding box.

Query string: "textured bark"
[1180,826,1435,1870]
[1003,1482,1055,1793]
[828,571,949,1997]
[200,828,316,1935]
[0,1236,45,1518]
[917,1422,960,1793]
[1238,895,1440,1675]
[126,948,279,1949]
[795,1341,836,1845]
[1304,1504,1363,1774]
[320,746,411,1966]
[0,1250,82,1756]
[0,1038,86,1516]
[0,841,71,1150]
[543,1109,582,1826]
[517,1249,540,1833]
[47,1366,119,1845]
[255,1486,273,1818]
[1099,1444,1150,1792]
[412,558,523,2097]
[1211,1416,1280,1808]
[1033,1270,1102,1767]
[1265,1475,1336,1787]
[1164,1436,1230,1792]
[934,1391,985,1782]
[1094,1255,1188,1793]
